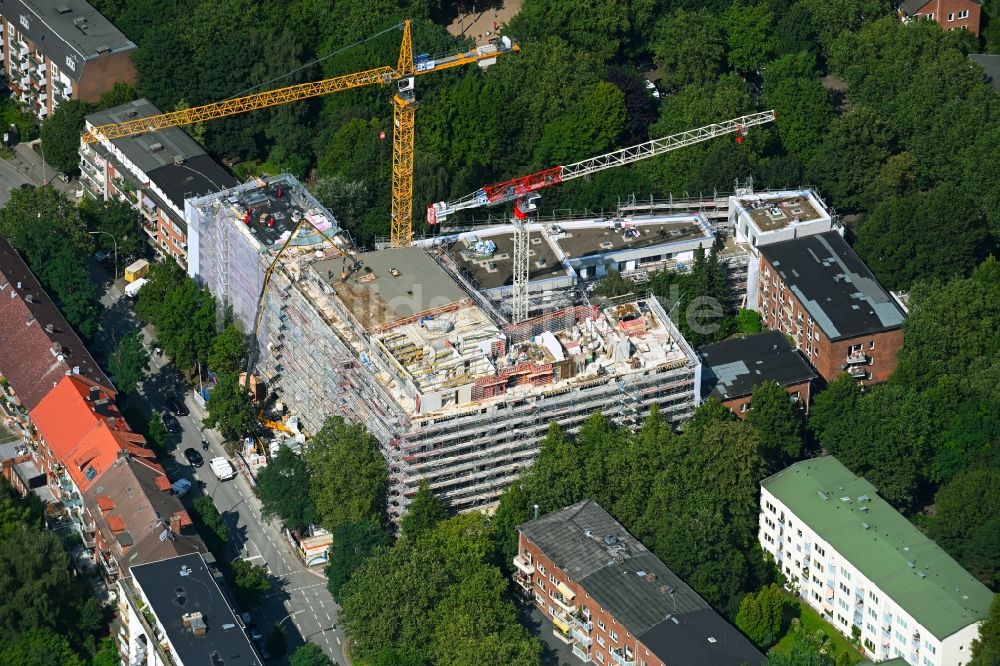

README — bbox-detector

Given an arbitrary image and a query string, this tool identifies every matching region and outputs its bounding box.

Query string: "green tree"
[533,81,625,167]
[970,595,1000,665]
[267,623,287,657]
[207,322,247,375]
[736,585,785,648]
[736,308,763,334]
[766,620,838,665]
[79,197,143,259]
[651,9,725,91]
[147,411,169,452]
[797,0,891,55]
[204,373,257,440]
[746,381,804,470]
[230,558,270,607]
[191,495,228,556]
[854,184,987,290]
[721,0,779,73]
[762,51,834,161]
[90,637,120,666]
[593,271,636,298]
[40,100,93,175]
[289,642,335,666]
[96,82,138,110]
[0,627,86,666]
[401,480,448,542]
[326,519,390,603]
[306,417,387,530]
[257,446,317,532]
[931,469,1000,586]
[108,332,149,394]
[806,105,895,212]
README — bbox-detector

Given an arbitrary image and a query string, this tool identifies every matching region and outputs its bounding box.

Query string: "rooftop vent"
[95,45,110,55]
[907,561,915,569]
[840,496,851,503]
[862,522,870,530]
[180,565,192,576]
[126,110,138,118]
[73,17,87,25]
[858,495,870,503]
[55,4,71,13]
[917,572,927,578]
[149,142,163,152]
[603,534,618,546]
[708,637,717,643]
[174,155,185,166]
[182,611,207,636]
[817,491,829,501]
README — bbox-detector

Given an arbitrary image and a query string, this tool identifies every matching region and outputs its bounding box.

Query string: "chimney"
[182,612,207,636]
[89,386,100,401]
[170,514,181,534]
[45,324,55,334]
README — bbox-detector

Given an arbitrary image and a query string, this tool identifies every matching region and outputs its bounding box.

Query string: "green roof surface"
[762,457,994,640]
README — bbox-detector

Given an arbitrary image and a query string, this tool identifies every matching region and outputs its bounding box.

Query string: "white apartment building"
[759,457,994,666]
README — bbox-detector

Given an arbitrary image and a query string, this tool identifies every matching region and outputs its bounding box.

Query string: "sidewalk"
[6,141,77,195]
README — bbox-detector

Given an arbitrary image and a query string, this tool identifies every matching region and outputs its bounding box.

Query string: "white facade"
[759,486,982,666]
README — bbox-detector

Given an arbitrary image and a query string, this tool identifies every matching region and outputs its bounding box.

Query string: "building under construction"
[185,175,701,517]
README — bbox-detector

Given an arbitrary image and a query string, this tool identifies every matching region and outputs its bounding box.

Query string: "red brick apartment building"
[81,99,238,268]
[514,501,765,665]
[899,0,982,35]
[699,330,818,417]
[757,232,905,385]
[0,0,136,120]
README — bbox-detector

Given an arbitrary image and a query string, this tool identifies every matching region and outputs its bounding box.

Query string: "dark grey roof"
[899,0,930,15]
[519,501,765,665]
[86,99,237,212]
[970,54,1000,91]
[700,331,817,401]
[131,553,261,666]
[5,0,136,82]
[759,232,905,340]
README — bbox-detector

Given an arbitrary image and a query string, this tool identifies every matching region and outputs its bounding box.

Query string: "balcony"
[513,571,532,595]
[846,351,869,365]
[572,643,592,662]
[513,555,534,575]
[610,647,636,666]
[571,626,593,646]
[848,365,868,379]
[553,586,577,614]
[552,616,574,644]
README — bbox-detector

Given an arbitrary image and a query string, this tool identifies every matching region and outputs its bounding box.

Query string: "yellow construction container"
[124,259,150,283]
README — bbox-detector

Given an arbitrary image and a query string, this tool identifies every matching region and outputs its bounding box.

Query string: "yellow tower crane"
[80,21,519,247]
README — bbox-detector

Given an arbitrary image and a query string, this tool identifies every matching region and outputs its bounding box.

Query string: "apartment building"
[757,232,906,384]
[700,330,817,417]
[82,98,237,267]
[83,455,204,582]
[29,373,153,554]
[759,457,994,666]
[185,175,701,519]
[515,500,765,665]
[0,0,136,119]
[899,0,982,35]
[123,553,260,666]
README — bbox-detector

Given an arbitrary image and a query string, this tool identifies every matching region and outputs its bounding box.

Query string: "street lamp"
[88,230,118,279]
[277,609,305,628]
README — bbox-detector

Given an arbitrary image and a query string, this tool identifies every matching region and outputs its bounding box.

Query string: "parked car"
[170,478,193,497]
[644,79,661,99]
[167,398,189,416]
[183,448,204,468]
[161,413,182,434]
[94,249,113,263]
[246,624,264,642]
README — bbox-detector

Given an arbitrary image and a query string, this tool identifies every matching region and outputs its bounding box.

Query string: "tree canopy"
[257,446,318,532]
[108,331,149,394]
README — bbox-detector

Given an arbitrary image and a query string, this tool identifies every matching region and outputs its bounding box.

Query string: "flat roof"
[321,247,470,331]
[760,232,905,340]
[700,331,817,400]
[448,229,564,290]
[131,552,261,666]
[520,501,765,664]
[556,218,708,259]
[736,193,823,232]
[12,0,136,80]
[763,457,994,639]
[87,99,237,210]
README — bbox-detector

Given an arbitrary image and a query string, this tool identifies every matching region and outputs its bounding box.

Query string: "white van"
[170,478,193,497]
[210,457,236,481]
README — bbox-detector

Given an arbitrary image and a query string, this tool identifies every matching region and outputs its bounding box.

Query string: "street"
[0,142,77,206]
[92,269,348,665]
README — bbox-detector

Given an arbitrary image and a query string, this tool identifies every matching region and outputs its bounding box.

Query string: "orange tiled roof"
[96,495,115,511]
[107,515,126,533]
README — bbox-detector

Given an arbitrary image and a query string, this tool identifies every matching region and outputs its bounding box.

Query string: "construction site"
[185,174,701,516]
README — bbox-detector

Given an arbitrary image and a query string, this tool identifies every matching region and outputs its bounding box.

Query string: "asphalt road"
[0,141,77,206]
[0,153,34,205]
[92,271,349,665]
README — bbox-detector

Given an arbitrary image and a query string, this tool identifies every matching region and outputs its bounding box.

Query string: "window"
[869,591,878,603]
[927,12,934,19]
[596,652,605,663]
[610,630,619,642]
[740,402,749,413]
[549,574,557,585]
[537,564,546,575]
[598,620,606,632]
[840,583,850,594]
[869,340,876,350]
[947,11,955,20]
[869,608,877,619]
[19,14,30,29]
[816,545,825,557]
[842,570,851,582]
[597,635,606,648]
[897,618,908,629]
[7,23,14,37]
[959,9,969,18]
[850,344,862,353]
[65,55,76,71]
[839,599,849,611]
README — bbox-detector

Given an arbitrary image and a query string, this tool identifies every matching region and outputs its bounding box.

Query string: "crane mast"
[427,111,776,321]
